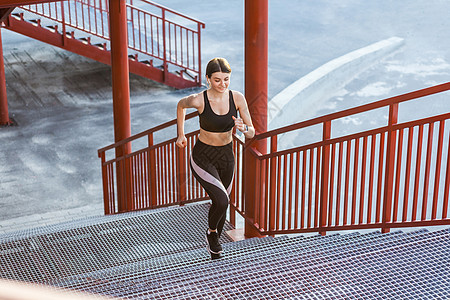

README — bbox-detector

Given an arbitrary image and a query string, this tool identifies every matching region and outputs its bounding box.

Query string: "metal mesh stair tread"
[1,204,448,299]
[0,202,209,241]
[52,236,278,290]
[50,229,449,296]
[55,234,354,291]
[58,228,449,299]
[0,203,234,284]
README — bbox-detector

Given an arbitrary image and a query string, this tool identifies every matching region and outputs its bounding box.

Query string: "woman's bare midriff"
[198,128,233,146]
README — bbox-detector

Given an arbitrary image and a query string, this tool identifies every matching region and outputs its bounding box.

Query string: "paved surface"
[4,44,168,109]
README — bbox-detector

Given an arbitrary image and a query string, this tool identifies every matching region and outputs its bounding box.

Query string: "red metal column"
[109,0,131,211]
[244,0,268,238]
[319,121,331,236]
[382,104,398,233]
[0,28,11,126]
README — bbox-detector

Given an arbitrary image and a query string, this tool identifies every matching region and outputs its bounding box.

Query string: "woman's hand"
[232,116,248,133]
[176,135,187,148]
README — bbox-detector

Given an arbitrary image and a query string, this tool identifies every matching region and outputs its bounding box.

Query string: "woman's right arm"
[176,94,200,148]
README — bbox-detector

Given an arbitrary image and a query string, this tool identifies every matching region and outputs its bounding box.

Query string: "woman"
[176,58,255,258]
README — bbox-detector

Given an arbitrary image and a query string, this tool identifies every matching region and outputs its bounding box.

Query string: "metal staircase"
[2,0,204,89]
[0,202,448,299]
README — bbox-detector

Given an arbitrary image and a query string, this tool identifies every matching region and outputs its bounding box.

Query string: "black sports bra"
[199,90,237,133]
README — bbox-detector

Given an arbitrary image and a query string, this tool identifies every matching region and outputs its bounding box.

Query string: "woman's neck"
[207,88,228,102]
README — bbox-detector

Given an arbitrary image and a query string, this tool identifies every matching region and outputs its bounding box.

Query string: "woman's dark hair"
[205,57,232,78]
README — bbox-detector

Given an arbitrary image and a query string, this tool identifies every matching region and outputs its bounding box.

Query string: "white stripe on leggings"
[226,170,234,195]
[190,155,229,196]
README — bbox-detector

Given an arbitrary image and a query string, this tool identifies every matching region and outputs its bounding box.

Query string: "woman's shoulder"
[230,89,244,98]
[180,91,204,108]
[186,90,205,99]
[230,90,246,106]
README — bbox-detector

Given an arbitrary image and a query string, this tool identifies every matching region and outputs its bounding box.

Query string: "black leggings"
[190,140,234,236]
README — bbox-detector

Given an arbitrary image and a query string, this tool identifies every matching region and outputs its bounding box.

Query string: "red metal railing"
[251,82,450,234]
[98,82,450,235]
[97,111,246,215]
[16,0,204,85]
[126,0,204,78]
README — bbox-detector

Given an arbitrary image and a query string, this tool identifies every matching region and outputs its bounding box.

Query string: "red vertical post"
[0,28,11,126]
[148,133,158,207]
[229,142,239,227]
[98,152,111,215]
[161,9,167,83]
[176,144,187,205]
[268,137,277,234]
[109,0,131,212]
[244,0,268,238]
[432,121,445,220]
[319,121,331,236]
[443,133,450,219]
[61,1,67,46]
[382,103,398,233]
[197,22,203,86]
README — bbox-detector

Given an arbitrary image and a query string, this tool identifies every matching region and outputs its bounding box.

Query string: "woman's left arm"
[233,91,255,139]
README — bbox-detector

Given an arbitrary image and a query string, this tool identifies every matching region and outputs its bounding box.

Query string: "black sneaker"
[206,229,223,254]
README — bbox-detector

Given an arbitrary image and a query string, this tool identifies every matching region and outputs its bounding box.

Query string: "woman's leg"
[190,155,229,231]
[216,157,235,236]
[190,141,234,255]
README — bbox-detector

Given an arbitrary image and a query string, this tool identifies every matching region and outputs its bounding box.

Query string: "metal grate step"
[53,236,278,291]
[0,203,221,241]
[53,228,449,299]
[118,228,450,299]
[0,203,233,285]
[1,204,448,299]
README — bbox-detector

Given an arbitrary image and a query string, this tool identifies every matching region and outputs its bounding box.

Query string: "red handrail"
[251,82,450,234]
[98,82,450,235]
[98,109,246,220]
[257,82,450,141]
[130,0,204,25]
